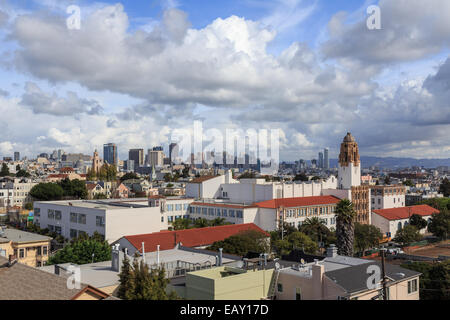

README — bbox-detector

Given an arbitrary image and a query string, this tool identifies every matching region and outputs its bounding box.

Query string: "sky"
[0,0,449,162]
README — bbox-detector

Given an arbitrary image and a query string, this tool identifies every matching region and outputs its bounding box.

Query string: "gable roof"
[0,257,108,300]
[325,261,421,294]
[372,205,439,221]
[254,196,341,209]
[122,223,270,252]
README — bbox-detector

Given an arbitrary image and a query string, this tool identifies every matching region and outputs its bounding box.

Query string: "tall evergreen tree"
[118,255,134,299]
[335,199,356,256]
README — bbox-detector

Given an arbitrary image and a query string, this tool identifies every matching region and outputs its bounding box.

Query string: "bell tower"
[338,132,361,189]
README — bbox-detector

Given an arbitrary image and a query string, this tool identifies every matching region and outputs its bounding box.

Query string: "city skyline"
[0,0,449,161]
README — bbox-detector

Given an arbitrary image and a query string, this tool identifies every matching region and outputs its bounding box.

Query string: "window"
[48,225,54,232]
[55,210,62,220]
[43,246,48,256]
[78,214,86,225]
[236,210,243,219]
[19,249,25,259]
[48,209,55,219]
[70,229,78,238]
[168,216,174,222]
[408,279,418,294]
[223,209,228,217]
[55,226,62,235]
[216,209,221,217]
[36,247,42,256]
[176,204,182,211]
[229,210,235,217]
[34,208,40,217]
[184,204,189,210]
[167,204,173,211]
[202,208,207,215]
[70,212,77,223]
[96,216,105,227]
[277,283,283,293]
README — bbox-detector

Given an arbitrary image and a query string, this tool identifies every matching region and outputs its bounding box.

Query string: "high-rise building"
[147,148,164,167]
[129,149,144,168]
[169,143,178,164]
[103,143,118,166]
[14,152,20,161]
[324,148,329,170]
[124,160,135,173]
[318,152,324,169]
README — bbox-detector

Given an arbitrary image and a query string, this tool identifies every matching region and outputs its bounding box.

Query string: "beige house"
[0,227,52,267]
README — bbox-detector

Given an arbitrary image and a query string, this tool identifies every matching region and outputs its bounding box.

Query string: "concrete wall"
[105,206,161,243]
[338,163,361,189]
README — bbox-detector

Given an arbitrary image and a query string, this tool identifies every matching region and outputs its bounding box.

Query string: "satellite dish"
[275,262,280,270]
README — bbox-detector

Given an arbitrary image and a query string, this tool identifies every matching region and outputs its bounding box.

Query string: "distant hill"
[329,156,450,169]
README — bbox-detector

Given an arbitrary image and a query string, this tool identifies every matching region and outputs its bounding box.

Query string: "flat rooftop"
[1,228,52,243]
[35,199,151,210]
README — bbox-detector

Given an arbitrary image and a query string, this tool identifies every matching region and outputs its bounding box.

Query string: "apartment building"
[0,178,37,209]
[34,199,161,243]
[148,196,194,229]
[0,227,51,267]
[370,185,406,210]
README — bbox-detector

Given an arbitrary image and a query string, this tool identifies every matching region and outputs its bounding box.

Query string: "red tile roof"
[372,205,439,221]
[123,223,270,252]
[254,196,342,209]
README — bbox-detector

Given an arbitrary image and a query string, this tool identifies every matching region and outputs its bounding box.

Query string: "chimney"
[312,262,324,300]
[263,253,268,267]
[326,244,338,258]
[218,248,223,266]
[111,243,121,272]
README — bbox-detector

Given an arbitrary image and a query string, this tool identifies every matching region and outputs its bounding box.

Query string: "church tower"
[92,150,103,174]
[338,132,361,189]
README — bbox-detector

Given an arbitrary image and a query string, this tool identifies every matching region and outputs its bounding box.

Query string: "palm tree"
[335,199,356,256]
[209,218,228,227]
[194,218,209,228]
[299,217,326,243]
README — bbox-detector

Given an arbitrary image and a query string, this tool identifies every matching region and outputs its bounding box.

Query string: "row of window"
[284,206,336,218]
[14,246,48,259]
[47,209,62,220]
[189,206,244,218]
[166,203,190,212]
[70,212,87,225]
[167,215,190,223]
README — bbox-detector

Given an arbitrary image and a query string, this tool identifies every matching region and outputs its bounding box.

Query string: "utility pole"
[380,248,388,300]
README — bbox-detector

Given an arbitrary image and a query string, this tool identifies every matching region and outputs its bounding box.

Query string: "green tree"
[403,180,414,187]
[47,234,111,265]
[439,178,450,197]
[208,230,269,256]
[16,169,31,178]
[120,258,177,300]
[29,183,64,201]
[120,172,138,182]
[394,225,422,246]
[299,217,335,247]
[428,209,450,240]
[193,218,210,228]
[209,217,230,227]
[354,223,383,254]
[293,173,308,182]
[0,163,10,177]
[401,261,450,300]
[409,214,428,230]
[335,199,356,256]
[24,203,33,211]
[237,172,256,179]
[118,255,134,299]
[384,176,391,185]
[58,178,87,199]
[172,218,192,230]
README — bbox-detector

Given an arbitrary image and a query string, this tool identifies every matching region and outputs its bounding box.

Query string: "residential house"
[0,227,51,267]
